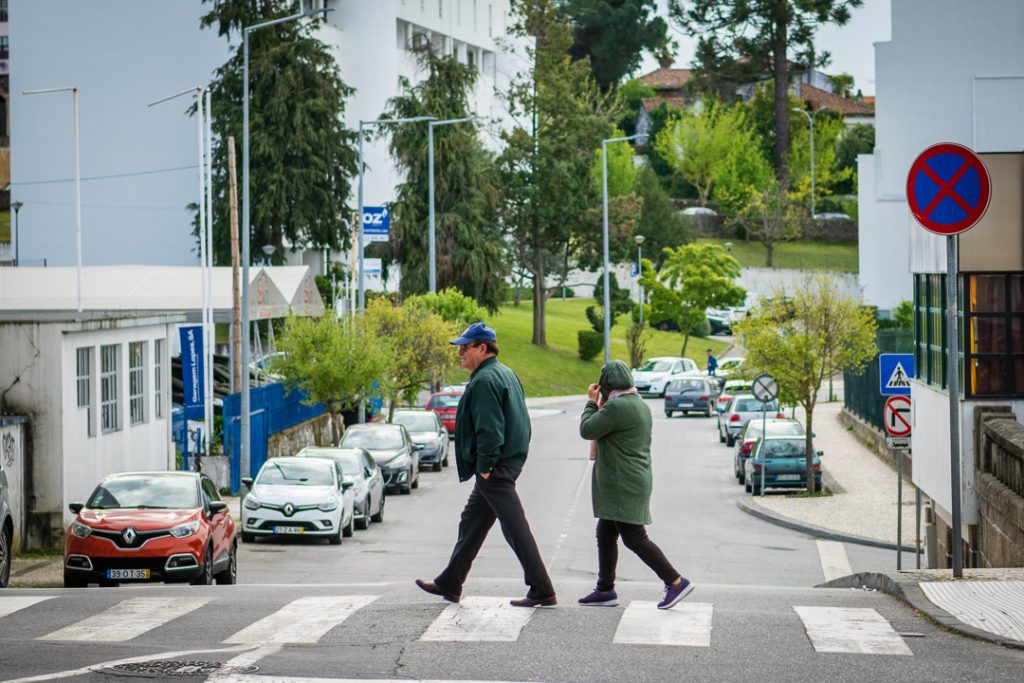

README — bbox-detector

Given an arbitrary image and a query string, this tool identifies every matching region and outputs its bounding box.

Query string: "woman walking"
[578,360,693,609]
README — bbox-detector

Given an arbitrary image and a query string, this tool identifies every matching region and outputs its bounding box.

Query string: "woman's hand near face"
[587,383,601,403]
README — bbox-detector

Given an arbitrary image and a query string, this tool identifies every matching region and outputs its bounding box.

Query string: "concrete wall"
[975,410,1024,567]
[267,412,340,459]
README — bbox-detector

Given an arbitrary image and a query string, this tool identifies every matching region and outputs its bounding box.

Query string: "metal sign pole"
[946,235,963,577]
[760,404,767,497]
[897,448,903,570]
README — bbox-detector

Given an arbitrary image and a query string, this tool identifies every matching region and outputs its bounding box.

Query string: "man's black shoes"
[510,595,557,608]
[415,579,461,603]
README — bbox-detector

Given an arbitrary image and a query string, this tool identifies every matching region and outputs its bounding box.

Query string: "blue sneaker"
[578,588,619,606]
[657,578,694,609]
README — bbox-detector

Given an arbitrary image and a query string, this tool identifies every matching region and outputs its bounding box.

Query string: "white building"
[11,0,518,278]
[0,312,184,547]
[860,0,1024,568]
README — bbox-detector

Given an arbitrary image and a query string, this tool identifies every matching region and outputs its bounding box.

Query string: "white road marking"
[0,596,56,620]
[547,460,592,570]
[816,540,853,582]
[419,597,536,642]
[225,595,378,644]
[38,597,213,642]
[211,678,532,683]
[612,601,713,647]
[794,606,912,655]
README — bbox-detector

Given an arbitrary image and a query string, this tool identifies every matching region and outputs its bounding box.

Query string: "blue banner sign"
[363,206,390,242]
[179,325,205,420]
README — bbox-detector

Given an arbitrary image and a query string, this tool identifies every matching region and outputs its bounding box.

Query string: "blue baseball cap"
[450,322,497,345]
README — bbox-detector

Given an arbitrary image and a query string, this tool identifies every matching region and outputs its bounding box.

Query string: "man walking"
[416,322,557,607]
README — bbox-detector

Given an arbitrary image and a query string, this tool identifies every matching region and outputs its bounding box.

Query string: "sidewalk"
[736,394,1024,649]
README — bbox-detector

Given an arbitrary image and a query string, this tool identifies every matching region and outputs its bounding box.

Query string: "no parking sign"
[906,143,991,235]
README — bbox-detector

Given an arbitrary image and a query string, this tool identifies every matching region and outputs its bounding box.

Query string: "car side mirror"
[209,501,228,515]
[241,477,253,489]
[364,468,373,478]
[811,432,816,438]
[341,481,354,491]
[413,443,425,451]
[69,502,84,515]
[816,451,824,457]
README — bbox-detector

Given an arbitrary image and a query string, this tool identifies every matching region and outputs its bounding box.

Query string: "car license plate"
[680,403,693,407]
[273,526,304,534]
[106,568,150,580]
[777,474,800,481]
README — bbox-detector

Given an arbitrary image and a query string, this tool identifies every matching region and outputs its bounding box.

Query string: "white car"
[240,457,356,545]
[632,357,701,396]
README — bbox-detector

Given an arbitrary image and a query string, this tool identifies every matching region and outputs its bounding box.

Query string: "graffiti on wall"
[1,430,14,470]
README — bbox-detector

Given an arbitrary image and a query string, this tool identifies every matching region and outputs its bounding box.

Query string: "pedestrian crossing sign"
[879,353,914,396]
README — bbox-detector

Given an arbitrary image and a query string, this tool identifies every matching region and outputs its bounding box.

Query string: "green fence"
[843,329,914,432]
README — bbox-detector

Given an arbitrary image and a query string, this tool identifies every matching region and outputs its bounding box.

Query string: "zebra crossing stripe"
[225,595,379,644]
[0,596,56,621]
[419,597,535,642]
[38,597,213,642]
[816,540,853,583]
[612,601,713,647]
[794,606,912,655]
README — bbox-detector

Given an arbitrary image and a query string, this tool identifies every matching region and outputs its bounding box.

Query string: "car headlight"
[71,522,93,539]
[170,521,199,538]
[318,496,339,512]
[389,454,411,469]
[243,495,261,510]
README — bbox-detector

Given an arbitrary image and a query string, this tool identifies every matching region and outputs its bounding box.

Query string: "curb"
[819,572,1024,651]
[736,497,918,553]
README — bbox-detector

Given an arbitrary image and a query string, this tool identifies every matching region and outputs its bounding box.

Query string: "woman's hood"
[600,360,634,391]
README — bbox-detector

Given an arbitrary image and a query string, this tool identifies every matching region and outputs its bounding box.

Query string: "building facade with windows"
[859,0,1024,567]
[0,312,184,547]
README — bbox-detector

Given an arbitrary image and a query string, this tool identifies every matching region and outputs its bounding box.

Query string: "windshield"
[735,399,779,412]
[638,360,672,373]
[671,379,704,391]
[428,394,461,409]
[300,450,361,476]
[256,459,335,486]
[87,475,199,510]
[760,439,808,458]
[720,359,742,370]
[745,422,805,441]
[392,413,437,432]
[341,428,405,450]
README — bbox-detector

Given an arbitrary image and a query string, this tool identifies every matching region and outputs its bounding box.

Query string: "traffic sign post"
[883,394,912,569]
[752,374,779,497]
[907,142,991,578]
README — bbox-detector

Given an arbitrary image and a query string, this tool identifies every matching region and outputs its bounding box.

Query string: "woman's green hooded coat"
[580,360,653,525]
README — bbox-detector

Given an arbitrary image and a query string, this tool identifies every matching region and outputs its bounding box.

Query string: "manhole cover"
[103,660,259,678]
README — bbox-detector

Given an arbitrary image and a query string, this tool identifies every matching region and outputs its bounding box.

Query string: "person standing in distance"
[416,322,557,608]
[706,348,718,376]
[578,360,693,609]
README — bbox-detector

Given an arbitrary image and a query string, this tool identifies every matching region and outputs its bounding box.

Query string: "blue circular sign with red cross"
[907,142,991,235]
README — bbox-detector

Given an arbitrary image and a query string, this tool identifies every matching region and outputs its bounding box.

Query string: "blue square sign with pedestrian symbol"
[879,353,914,396]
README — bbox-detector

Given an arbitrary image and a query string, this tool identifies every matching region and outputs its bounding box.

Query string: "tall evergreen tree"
[199,0,357,264]
[379,51,507,313]
[670,0,862,186]
[563,0,671,89]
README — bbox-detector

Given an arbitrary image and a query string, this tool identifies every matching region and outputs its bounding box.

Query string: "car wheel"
[63,571,87,588]
[664,411,673,418]
[191,546,213,585]
[0,522,11,588]
[718,427,726,444]
[705,407,713,417]
[370,495,385,523]
[214,541,237,585]
[443,454,449,467]
[241,531,255,544]
[744,479,752,493]
[737,471,745,484]
[401,484,411,495]
[342,513,354,538]
[434,461,442,472]
[411,469,419,489]
[726,434,735,447]
[355,498,370,530]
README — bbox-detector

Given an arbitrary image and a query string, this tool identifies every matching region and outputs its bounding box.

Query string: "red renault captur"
[64,471,236,587]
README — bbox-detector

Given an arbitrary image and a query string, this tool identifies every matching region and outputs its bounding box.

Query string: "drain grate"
[103,660,258,678]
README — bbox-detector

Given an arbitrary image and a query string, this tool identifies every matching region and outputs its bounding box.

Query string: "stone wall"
[267,413,342,458]
[975,407,1024,568]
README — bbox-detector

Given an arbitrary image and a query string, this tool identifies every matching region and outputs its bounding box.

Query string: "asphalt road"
[1,397,1021,682]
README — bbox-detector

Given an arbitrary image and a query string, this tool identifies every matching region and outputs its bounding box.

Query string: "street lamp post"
[792,107,828,218]
[241,5,331,480]
[428,116,478,293]
[24,87,81,311]
[10,201,22,266]
[601,133,647,362]
[634,235,645,327]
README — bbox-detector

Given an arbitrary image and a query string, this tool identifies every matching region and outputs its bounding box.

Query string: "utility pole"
[228,137,242,392]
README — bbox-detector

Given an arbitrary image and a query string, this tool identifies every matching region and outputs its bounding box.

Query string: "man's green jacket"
[453,357,531,482]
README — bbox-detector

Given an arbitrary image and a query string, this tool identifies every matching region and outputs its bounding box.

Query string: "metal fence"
[844,329,914,432]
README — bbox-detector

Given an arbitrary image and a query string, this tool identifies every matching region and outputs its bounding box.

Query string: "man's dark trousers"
[435,464,554,599]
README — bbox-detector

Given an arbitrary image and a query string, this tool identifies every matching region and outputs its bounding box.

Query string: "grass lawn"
[696,238,858,272]
[446,298,730,397]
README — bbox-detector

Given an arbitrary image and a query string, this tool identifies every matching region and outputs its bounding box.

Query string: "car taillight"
[729,414,740,422]
[740,441,754,455]
[719,395,731,404]
[812,463,821,471]
[699,395,709,401]
[753,463,763,471]
[777,412,785,418]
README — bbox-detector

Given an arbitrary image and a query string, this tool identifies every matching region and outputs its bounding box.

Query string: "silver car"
[389,409,449,472]
[0,470,12,588]
[296,447,385,530]
[718,393,782,447]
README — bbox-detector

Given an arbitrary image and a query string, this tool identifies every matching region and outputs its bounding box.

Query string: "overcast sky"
[642,0,892,96]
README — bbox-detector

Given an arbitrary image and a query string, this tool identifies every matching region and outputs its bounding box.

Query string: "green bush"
[690,318,712,338]
[577,330,603,361]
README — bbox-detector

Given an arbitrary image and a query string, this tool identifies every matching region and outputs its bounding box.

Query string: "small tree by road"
[736,273,877,493]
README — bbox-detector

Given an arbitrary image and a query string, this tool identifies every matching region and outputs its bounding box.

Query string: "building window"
[76,347,95,437]
[101,344,121,433]
[439,0,443,19]
[473,0,477,30]
[0,0,8,23]
[914,273,969,394]
[965,273,1024,397]
[0,36,8,61]
[155,339,164,419]
[488,3,492,36]
[129,342,146,425]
